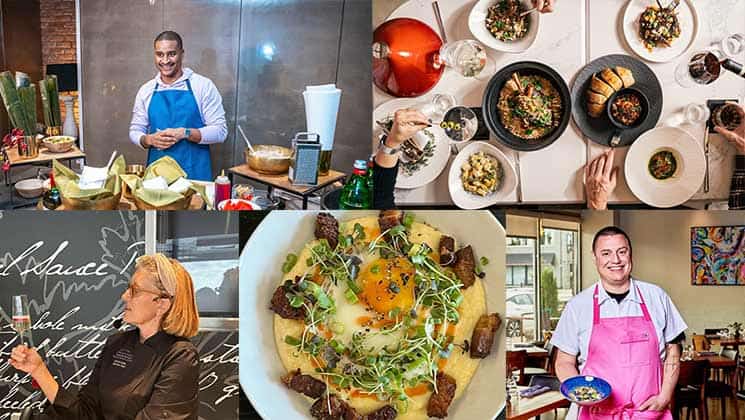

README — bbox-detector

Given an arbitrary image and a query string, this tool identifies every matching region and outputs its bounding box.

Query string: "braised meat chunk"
[470,313,502,358]
[365,405,397,420]
[310,394,360,420]
[453,245,476,288]
[281,369,327,399]
[378,210,403,232]
[316,213,339,249]
[270,283,305,320]
[427,372,457,418]
[438,236,456,267]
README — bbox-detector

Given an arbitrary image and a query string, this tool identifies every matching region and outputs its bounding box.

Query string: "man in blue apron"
[129,31,227,181]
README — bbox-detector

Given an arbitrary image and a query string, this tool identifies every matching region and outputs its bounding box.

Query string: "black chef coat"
[36,329,199,420]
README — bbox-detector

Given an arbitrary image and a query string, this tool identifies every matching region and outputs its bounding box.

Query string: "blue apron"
[146,78,212,181]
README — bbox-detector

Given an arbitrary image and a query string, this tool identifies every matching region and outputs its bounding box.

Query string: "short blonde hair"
[136,254,199,338]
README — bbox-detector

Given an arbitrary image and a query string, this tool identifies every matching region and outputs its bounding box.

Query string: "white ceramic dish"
[448,141,517,209]
[373,98,451,189]
[15,178,44,198]
[239,210,506,420]
[469,0,539,53]
[624,126,705,207]
[622,0,698,63]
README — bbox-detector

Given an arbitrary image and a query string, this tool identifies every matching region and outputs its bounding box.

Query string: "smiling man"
[129,30,227,181]
[550,226,687,420]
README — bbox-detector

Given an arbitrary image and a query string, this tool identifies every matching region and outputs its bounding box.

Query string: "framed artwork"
[691,225,745,285]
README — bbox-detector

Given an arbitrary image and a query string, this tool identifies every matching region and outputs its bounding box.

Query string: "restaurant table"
[227,164,346,209]
[713,337,745,348]
[508,345,550,363]
[374,0,745,207]
[507,387,569,420]
[2,144,86,208]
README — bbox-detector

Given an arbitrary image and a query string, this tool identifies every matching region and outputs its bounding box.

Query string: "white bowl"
[449,141,517,209]
[15,178,44,198]
[469,0,539,53]
[239,211,506,420]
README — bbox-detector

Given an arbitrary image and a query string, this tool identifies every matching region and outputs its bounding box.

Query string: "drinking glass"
[720,33,745,58]
[675,50,725,87]
[436,40,495,79]
[11,295,31,345]
[684,103,711,125]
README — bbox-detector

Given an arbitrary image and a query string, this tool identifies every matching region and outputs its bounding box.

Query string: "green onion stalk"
[0,71,36,135]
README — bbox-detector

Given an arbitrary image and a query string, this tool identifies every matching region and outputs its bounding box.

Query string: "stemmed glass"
[435,40,495,80]
[11,295,31,345]
[414,94,479,143]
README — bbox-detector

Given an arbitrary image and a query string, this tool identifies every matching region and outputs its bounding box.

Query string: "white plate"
[239,210,506,420]
[469,0,539,53]
[373,98,451,189]
[624,126,705,208]
[449,141,517,209]
[622,0,698,63]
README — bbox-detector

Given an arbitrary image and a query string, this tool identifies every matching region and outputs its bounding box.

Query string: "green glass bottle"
[339,160,371,209]
[366,155,374,192]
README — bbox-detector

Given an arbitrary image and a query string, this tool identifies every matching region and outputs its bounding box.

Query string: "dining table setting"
[373,0,745,209]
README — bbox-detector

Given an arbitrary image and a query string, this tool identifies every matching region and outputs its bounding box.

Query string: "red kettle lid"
[372,18,444,98]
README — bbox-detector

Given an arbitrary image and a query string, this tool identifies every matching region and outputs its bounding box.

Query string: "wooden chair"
[704,349,740,420]
[673,359,708,420]
[506,349,528,386]
[691,334,711,352]
[525,341,559,381]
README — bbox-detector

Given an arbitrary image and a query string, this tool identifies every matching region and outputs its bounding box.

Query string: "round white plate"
[468,0,540,53]
[624,126,705,208]
[373,98,451,189]
[622,0,698,63]
[448,141,517,209]
[239,211,506,420]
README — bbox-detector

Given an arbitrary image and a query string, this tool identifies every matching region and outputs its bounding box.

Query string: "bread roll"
[587,101,605,118]
[586,90,608,105]
[590,74,615,97]
[614,66,635,88]
[600,68,623,91]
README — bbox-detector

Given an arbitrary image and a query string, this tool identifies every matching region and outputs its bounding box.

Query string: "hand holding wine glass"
[9,344,44,376]
[11,295,31,344]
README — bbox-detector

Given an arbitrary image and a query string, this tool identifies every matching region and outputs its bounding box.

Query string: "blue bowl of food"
[560,375,611,406]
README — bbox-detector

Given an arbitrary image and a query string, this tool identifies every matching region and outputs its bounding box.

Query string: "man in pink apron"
[551,226,687,420]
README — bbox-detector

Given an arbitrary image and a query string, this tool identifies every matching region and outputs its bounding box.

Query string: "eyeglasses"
[125,283,172,300]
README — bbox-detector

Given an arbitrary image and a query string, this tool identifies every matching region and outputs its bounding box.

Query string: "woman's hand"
[9,344,45,376]
[387,109,430,148]
[714,105,745,155]
[532,0,556,13]
[585,148,618,210]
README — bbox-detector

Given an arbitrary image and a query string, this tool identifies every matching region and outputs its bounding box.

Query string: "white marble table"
[373,0,745,207]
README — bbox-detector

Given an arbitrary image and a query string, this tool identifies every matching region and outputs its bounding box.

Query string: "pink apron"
[578,285,673,420]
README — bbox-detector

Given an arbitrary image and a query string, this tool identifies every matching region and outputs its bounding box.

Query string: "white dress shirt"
[129,67,227,148]
[551,278,687,370]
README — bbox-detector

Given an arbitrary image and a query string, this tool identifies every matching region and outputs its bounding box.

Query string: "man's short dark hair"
[154,31,183,50]
[592,226,632,254]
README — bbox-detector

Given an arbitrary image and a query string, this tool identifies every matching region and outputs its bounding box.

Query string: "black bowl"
[482,61,571,152]
[606,88,650,129]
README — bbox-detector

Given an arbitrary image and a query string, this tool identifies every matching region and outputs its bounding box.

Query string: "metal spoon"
[237,125,255,154]
[519,7,537,17]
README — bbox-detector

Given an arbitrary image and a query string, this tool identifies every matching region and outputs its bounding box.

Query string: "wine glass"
[414,94,479,143]
[11,295,31,345]
[435,40,495,80]
[674,50,725,87]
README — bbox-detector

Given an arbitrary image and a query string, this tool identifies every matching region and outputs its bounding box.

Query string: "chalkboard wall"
[0,211,237,419]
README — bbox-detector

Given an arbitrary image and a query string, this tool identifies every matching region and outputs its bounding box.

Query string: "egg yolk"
[359,257,415,315]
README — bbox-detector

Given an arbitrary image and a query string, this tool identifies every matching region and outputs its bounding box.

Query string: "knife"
[703,127,710,193]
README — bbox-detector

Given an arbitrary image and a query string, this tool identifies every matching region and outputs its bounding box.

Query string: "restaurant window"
[155,211,239,318]
[506,234,538,342]
[539,226,579,339]
[507,214,580,343]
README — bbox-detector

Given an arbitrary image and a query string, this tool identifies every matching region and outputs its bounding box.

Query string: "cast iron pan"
[571,54,662,147]
[482,61,571,152]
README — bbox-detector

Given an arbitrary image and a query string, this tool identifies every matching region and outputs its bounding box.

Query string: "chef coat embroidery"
[112,348,134,369]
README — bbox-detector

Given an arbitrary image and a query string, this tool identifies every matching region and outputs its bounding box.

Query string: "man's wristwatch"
[184,128,191,140]
[377,136,400,155]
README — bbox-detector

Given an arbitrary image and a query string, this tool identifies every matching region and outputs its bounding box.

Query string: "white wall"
[581,210,745,336]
